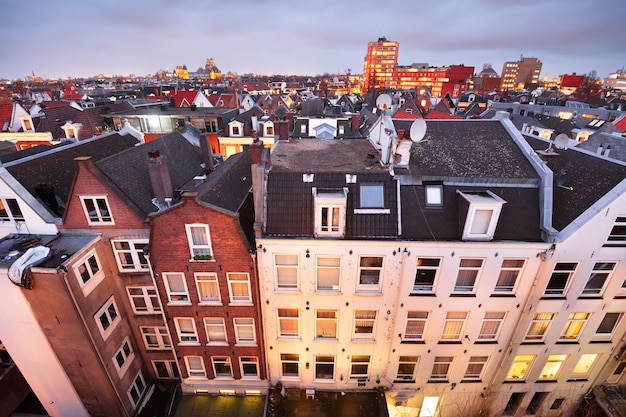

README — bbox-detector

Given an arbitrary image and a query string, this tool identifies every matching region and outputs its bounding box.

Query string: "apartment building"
[501,56,543,91]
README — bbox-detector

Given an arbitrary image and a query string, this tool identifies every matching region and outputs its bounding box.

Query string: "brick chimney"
[351,113,360,135]
[285,112,294,132]
[275,119,289,141]
[199,133,215,173]
[147,150,173,208]
[250,133,269,238]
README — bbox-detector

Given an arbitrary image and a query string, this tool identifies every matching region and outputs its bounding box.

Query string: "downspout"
[58,266,131,417]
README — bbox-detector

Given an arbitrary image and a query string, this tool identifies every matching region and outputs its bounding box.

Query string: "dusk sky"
[2,0,624,81]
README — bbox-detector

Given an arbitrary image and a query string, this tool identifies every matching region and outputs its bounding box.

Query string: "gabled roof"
[615,115,626,132]
[198,151,251,214]
[94,131,205,218]
[574,132,626,163]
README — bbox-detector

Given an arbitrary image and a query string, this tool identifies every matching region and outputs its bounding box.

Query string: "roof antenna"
[556,169,573,191]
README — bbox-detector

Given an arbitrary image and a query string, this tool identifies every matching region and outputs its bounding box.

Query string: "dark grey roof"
[95,131,204,217]
[576,133,626,162]
[198,151,252,214]
[524,135,626,231]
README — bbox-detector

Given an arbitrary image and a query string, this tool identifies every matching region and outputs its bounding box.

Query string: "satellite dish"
[409,118,427,142]
[376,93,392,110]
[554,133,569,150]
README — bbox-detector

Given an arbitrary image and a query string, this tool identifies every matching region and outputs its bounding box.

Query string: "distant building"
[501,56,542,90]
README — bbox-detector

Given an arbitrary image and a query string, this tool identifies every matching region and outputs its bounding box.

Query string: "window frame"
[204,317,228,345]
[494,259,525,293]
[226,272,252,304]
[429,356,453,382]
[113,337,135,377]
[152,360,179,379]
[559,312,590,341]
[581,261,616,296]
[404,311,428,342]
[315,354,335,381]
[477,312,505,341]
[280,353,300,379]
[353,310,376,340]
[126,286,161,314]
[211,356,233,379]
[316,255,341,292]
[440,311,468,342]
[544,262,578,296]
[594,312,623,341]
[0,197,25,222]
[453,258,484,293]
[95,296,120,340]
[524,313,555,342]
[538,354,567,381]
[127,372,146,407]
[359,184,384,208]
[239,356,260,380]
[74,251,104,296]
[349,355,370,380]
[505,354,535,381]
[111,238,149,272]
[425,184,443,207]
[413,257,440,293]
[174,317,199,345]
[79,195,114,225]
[278,308,300,338]
[570,354,598,380]
[185,355,207,379]
[606,216,626,246]
[313,188,347,237]
[195,272,221,305]
[315,309,338,340]
[233,318,256,345]
[185,224,213,259]
[140,326,171,350]
[275,254,299,290]
[357,255,384,293]
[463,356,489,381]
[396,355,419,382]
[163,272,190,304]
[457,190,505,241]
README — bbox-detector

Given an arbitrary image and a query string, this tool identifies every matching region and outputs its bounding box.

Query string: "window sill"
[427,379,449,384]
[393,379,416,384]
[315,337,338,342]
[409,292,436,297]
[490,293,516,297]
[540,296,567,300]
[198,302,223,306]
[207,342,228,347]
[241,376,261,381]
[521,341,545,345]
[315,290,342,295]
[438,340,462,344]
[278,336,301,341]
[228,301,254,306]
[189,258,216,263]
[474,340,498,344]
[354,291,383,296]
[556,340,579,344]
[178,342,201,346]
[450,292,476,297]
[503,379,526,383]
[167,301,192,306]
[578,296,603,300]
[589,339,613,343]
[313,379,335,384]
[275,288,301,294]
[351,338,375,343]
[354,208,390,214]
[401,340,425,344]
[461,379,482,383]
[213,376,235,381]
[235,342,258,347]
[536,379,559,383]
[118,270,150,275]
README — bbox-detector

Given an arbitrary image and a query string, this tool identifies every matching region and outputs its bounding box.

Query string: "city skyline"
[1,0,624,81]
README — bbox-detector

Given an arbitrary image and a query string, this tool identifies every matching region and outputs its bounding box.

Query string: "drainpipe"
[58,266,130,417]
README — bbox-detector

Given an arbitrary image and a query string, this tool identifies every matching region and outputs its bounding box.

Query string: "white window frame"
[185,356,207,379]
[353,310,376,340]
[359,184,384,208]
[440,311,468,342]
[127,372,146,407]
[234,318,256,345]
[457,190,505,241]
[79,195,114,225]
[349,355,370,380]
[113,337,135,377]
[227,272,252,304]
[396,356,419,381]
[545,262,578,296]
[453,258,483,293]
[315,309,338,340]
[463,356,488,381]
[425,184,443,207]
[280,353,299,379]
[195,272,221,305]
[74,251,105,296]
[477,312,505,341]
[0,197,25,222]
[127,286,161,314]
[278,308,300,338]
[140,326,171,350]
[163,272,190,304]
[314,355,335,381]
[430,356,453,381]
[524,313,555,342]
[606,216,626,245]
[413,257,440,293]
[185,224,213,259]
[111,239,149,272]
[505,355,535,381]
[570,354,598,380]
[539,354,567,380]
[275,254,299,290]
[404,311,429,342]
[174,317,199,345]
[152,360,179,379]
[581,261,616,296]
[95,296,120,340]
[559,312,590,341]
[313,188,347,237]
[204,317,228,345]
[594,312,623,341]
[357,255,384,293]
[316,255,341,292]
[239,356,260,379]
[211,356,233,379]
[494,259,525,293]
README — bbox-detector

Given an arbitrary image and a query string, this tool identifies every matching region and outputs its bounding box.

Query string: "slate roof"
[4,132,140,215]
[524,135,626,231]
[575,133,626,162]
[95,131,205,218]
[198,150,252,214]
[265,139,398,239]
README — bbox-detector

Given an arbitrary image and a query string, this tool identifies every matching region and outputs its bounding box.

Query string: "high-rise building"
[500,56,542,90]
[363,37,399,93]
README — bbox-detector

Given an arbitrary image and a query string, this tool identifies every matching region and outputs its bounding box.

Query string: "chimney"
[351,113,360,135]
[603,145,611,157]
[251,115,258,133]
[147,150,173,208]
[250,134,269,238]
[199,133,215,173]
[285,112,294,132]
[275,119,289,141]
[596,143,604,155]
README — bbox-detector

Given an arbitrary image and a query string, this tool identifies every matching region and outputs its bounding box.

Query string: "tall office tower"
[363,37,399,93]
[501,56,542,90]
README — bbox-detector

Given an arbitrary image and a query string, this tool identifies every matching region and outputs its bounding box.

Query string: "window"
[234,318,256,344]
[570,354,597,379]
[606,216,626,245]
[227,273,251,303]
[0,198,24,222]
[581,262,616,296]
[174,317,199,344]
[357,256,383,292]
[127,372,146,407]
[185,224,213,258]
[453,258,483,293]
[240,357,260,379]
[560,312,590,341]
[113,337,134,376]
[204,318,227,344]
[550,398,565,410]
[212,356,233,378]
[350,355,370,380]
[354,310,376,339]
[75,252,104,295]
[506,355,535,380]
[266,125,274,136]
[80,196,113,225]
[419,396,440,417]
[360,184,384,208]
[281,354,299,378]
[314,188,347,237]
[457,190,505,241]
[478,312,505,341]
[440,311,468,341]
[127,287,161,314]
[185,356,207,379]
[195,273,221,304]
[404,311,428,341]
[430,356,453,381]
[316,310,338,339]
[232,125,240,135]
[425,184,443,207]
[413,258,440,293]
[464,356,488,381]
[545,262,577,296]
[494,259,525,293]
[140,326,171,350]
[278,308,299,337]
[111,239,148,272]
[525,392,549,415]
[275,254,299,290]
[95,297,120,340]
[396,356,419,382]
[316,256,340,291]
[153,360,179,379]
[163,273,190,303]
[595,312,623,340]
[315,355,335,380]
[503,392,526,415]
[524,313,555,342]
[539,354,567,380]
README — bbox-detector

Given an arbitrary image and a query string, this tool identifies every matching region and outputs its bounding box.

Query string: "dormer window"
[313,188,347,238]
[355,184,390,214]
[265,124,274,136]
[425,184,443,207]
[457,190,505,241]
[20,116,34,132]
[62,121,82,140]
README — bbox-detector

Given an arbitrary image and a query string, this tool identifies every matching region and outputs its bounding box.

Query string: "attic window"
[457,190,506,241]
[313,188,347,238]
[20,116,34,132]
[425,184,443,207]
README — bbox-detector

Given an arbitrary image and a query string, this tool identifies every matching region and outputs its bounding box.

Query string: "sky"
[1,0,624,81]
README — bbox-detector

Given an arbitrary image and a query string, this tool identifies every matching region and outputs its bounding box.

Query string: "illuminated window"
[539,354,567,380]
[278,308,299,337]
[275,254,299,290]
[316,256,340,291]
[506,355,534,380]
[440,311,468,341]
[316,309,338,339]
[419,396,440,417]
[524,313,555,342]
[560,312,590,341]
[570,354,597,379]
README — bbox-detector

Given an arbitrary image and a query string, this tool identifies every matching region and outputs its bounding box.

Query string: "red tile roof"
[425,110,461,119]
[614,115,626,132]
[392,109,419,119]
